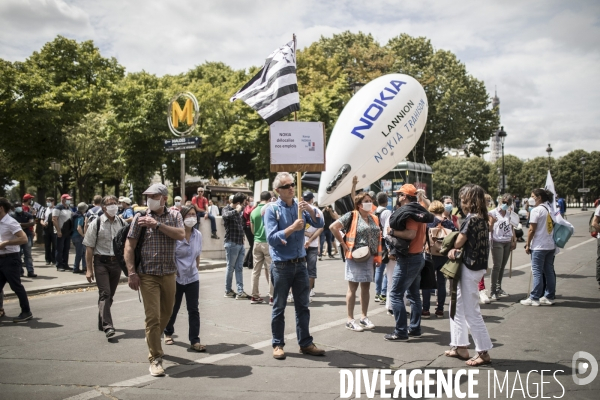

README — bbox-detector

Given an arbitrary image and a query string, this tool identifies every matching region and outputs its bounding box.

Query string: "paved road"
[1,212,598,399]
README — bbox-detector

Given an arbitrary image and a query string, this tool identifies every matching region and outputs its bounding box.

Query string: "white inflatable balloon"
[318,74,428,205]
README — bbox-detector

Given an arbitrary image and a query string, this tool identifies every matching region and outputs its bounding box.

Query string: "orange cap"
[394,184,417,196]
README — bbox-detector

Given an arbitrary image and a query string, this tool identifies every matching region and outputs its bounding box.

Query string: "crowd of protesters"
[0,173,587,375]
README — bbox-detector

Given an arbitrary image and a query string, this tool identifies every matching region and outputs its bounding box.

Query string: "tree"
[487,155,525,199]
[554,150,600,203]
[516,157,551,198]
[431,156,490,200]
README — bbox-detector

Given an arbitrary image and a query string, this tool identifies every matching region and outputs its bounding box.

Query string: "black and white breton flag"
[230,40,300,125]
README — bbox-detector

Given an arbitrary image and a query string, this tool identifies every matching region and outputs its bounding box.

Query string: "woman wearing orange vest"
[330,192,382,332]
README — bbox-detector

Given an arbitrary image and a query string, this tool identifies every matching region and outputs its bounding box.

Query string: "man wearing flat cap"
[125,183,185,377]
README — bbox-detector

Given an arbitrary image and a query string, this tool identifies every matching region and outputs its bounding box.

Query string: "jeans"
[164,280,200,344]
[449,264,493,352]
[197,211,217,233]
[43,229,56,263]
[319,230,334,256]
[374,263,387,295]
[243,225,254,267]
[530,249,556,300]
[390,253,424,337]
[20,234,34,274]
[271,259,313,348]
[55,234,71,269]
[490,241,511,294]
[422,255,447,312]
[71,236,86,271]
[224,242,245,294]
[0,253,30,313]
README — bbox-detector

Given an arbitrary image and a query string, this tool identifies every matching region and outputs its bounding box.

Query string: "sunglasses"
[278,183,296,190]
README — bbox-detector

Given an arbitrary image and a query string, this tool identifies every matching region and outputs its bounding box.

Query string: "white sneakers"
[149,357,165,376]
[287,293,294,303]
[345,319,364,332]
[539,297,555,306]
[359,317,375,330]
[520,298,540,306]
[310,289,315,297]
[479,290,491,304]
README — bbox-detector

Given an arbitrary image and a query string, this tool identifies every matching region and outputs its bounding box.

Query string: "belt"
[0,252,19,258]
[407,252,423,256]
[284,257,306,263]
[94,255,118,261]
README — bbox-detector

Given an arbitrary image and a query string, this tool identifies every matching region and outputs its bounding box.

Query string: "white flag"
[545,170,574,231]
[230,40,300,125]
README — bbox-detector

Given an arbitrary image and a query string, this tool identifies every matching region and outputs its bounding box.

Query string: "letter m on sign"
[171,99,193,128]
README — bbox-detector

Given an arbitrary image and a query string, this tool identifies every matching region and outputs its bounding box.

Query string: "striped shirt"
[83,214,125,256]
[128,207,184,276]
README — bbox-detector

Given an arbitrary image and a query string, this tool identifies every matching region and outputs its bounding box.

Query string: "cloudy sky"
[1,0,598,160]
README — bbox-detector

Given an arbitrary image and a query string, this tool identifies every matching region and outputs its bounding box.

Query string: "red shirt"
[192,196,208,212]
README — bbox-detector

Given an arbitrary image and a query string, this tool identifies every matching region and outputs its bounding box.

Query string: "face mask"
[15,207,23,213]
[528,197,536,206]
[65,200,71,206]
[105,205,119,217]
[184,217,196,227]
[361,202,373,212]
[147,198,162,211]
[175,201,181,207]
[46,202,52,207]
[249,202,254,207]
[501,204,509,211]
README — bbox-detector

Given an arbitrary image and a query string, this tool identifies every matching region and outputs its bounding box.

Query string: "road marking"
[509,237,595,272]
[64,307,387,400]
[69,298,139,312]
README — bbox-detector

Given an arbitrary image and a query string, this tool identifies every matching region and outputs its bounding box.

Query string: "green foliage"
[487,155,525,199]
[431,156,490,200]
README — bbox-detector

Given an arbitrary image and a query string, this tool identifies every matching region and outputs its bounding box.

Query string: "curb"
[4,261,228,300]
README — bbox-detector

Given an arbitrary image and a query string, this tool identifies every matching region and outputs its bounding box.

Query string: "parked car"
[518,209,528,221]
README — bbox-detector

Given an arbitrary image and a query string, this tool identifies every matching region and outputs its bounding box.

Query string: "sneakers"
[287,293,294,303]
[384,332,409,341]
[300,343,325,356]
[408,329,421,337]
[387,309,394,316]
[520,298,540,306]
[149,358,165,376]
[13,312,33,323]
[236,292,250,300]
[345,319,364,332]
[27,273,37,278]
[318,255,322,261]
[498,289,510,297]
[379,294,387,303]
[421,310,431,319]
[490,293,499,301]
[63,266,73,271]
[250,296,265,304]
[374,294,381,303]
[269,297,274,306]
[310,289,315,297]
[359,317,375,330]
[224,290,236,298]
[105,328,116,338]
[57,267,65,272]
[211,233,220,239]
[435,310,444,318]
[539,297,555,306]
[479,290,491,304]
[273,346,286,360]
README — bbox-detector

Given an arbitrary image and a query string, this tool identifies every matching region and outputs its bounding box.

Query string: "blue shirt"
[264,198,324,262]
[121,208,134,219]
[175,228,202,285]
[72,214,85,238]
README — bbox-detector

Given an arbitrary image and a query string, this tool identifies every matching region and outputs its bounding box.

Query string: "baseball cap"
[394,184,417,197]
[229,195,234,201]
[61,194,72,200]
[22,193,34,201]
[174,196,182,201]
[142,183,168,196]
[302,191,314,201]
[121,197,132,205]
[118,196,124,202]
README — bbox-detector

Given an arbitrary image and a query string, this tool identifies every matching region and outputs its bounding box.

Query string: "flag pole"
[292,33,303,219]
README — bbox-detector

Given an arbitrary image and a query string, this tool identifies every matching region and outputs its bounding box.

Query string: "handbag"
[351,246,371,262]
[420,252,437,289]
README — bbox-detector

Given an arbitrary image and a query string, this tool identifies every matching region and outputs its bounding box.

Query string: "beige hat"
[174,196,182,201]
[121,197,132,205]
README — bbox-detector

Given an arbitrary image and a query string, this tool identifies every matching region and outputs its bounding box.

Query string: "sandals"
[164,336,174,345]
[190,343,206,352]
[444,346,470,360]
[466,353,492,367]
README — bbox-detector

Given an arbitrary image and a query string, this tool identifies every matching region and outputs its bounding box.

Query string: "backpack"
[541,205,573,248]
[85,207,102,234]
[112,211,147,277]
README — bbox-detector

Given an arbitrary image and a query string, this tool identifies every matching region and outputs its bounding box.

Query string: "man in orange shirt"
[384,184,432,341]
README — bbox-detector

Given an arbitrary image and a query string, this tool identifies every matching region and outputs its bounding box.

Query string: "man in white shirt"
[0,197,32,322]
[53,194,73,272]
[208,200,219,218]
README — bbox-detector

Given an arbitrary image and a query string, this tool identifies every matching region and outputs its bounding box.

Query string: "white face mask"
[46,202,52,207]
[147,198,162,211]
[65,200,71,206]
[105,205,119,217]
[184,217,196,227]
[528,197,536,206]
[249,202,254,207]
[361,202,373,212]
[174,201,181,207]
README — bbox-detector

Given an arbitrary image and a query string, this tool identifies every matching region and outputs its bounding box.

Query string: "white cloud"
[0,0,598,159]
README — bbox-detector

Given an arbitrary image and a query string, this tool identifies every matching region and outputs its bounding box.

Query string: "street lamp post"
[530,175,535,191]
[50,161,61,199]
[451,177,455,202]
[581,156,587,211]
[546,144,553,170]
[497,126,507,194]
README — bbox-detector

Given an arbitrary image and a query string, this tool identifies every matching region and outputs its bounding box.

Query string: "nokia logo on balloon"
[350,80,407,139]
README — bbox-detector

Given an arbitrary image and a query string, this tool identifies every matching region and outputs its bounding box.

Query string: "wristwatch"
[156,222,162,230]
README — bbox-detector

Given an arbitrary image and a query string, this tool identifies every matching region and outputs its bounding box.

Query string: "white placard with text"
[269,121,325,165]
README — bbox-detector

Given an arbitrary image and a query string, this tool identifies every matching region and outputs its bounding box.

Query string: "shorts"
[306,247,318,278]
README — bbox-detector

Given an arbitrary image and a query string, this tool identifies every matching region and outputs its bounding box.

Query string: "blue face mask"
[501,204,509,211]
[444,204,453,212]
[15,207,23,213]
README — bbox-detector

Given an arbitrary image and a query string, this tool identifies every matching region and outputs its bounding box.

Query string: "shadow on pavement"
[0,317,62,329]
